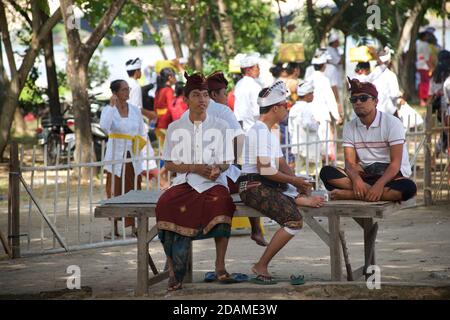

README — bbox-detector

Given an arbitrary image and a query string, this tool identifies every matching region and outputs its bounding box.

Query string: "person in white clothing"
[288,80,320,175]
[309,54,342,162]
[238,81,325,284]
[233,53,263,132]
[100,79,146,238]
[125,58,158,179]
[205,71,268,246]
[155,72,236,290]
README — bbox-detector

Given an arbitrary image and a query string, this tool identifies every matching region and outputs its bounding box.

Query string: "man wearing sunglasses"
[319,78,417,202]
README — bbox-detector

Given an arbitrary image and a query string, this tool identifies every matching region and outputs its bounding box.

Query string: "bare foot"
[251,233,268,247]
[330,189,355,200]
[295,195,325,208]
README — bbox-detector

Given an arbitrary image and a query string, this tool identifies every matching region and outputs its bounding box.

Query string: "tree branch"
[5,0,32,27]
[83,0,127,63]
[0,1,18,78]
[321,0,354,43]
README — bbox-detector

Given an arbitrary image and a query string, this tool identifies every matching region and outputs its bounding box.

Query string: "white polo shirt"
[343,111,412,177]
[162,114,234,193]
[233,76,262,132]
[242,121,299,199]
[182,99,244,182]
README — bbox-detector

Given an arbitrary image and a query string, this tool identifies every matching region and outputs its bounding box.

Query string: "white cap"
[257,81,288,108]
[379,46,393,63]
[425,26,436,33]
[328,33,339,44]
[297,80,314,96]
[311,55,328,65]
[240,52,260,68]
[125,57,141,71]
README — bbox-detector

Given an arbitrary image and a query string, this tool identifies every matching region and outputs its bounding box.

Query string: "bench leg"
[363,219,378,280]
[329,215,342,281]
[136,214,149,296]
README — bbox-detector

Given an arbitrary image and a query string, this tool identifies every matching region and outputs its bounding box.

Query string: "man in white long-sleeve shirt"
[309,54,342,162]
[233,53,263,132]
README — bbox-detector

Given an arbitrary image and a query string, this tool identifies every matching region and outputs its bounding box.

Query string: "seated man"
[156,72,236,291]
[239,81,325,284]
[320,78,417,202]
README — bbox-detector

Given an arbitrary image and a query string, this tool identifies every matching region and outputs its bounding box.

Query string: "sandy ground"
[1,203,450,299]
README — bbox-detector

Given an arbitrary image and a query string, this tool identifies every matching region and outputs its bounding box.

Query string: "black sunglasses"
[349,94,374,103]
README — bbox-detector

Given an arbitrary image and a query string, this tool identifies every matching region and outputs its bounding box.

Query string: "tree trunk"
[67,61,92,177]
[162,0,183,59]
[42,19,61,119]
[216,0,235,57]
[320,0,353,45]
[392,0,429,100]
[0,2,62,159]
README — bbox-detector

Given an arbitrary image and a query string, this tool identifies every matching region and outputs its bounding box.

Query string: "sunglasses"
[349,94,374,103]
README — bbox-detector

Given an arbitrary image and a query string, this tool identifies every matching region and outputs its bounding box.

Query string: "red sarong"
[156,183,235,237]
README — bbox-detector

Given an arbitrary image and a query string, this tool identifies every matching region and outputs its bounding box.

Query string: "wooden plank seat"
[94,190,415,296]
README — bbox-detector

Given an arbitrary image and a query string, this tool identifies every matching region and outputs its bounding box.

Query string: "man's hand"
[365,182,384,202]
[110,94,118,107]
[352,177,369,200]
[292,177,312,195]
[191,164,219,181]
[209,165,221,181]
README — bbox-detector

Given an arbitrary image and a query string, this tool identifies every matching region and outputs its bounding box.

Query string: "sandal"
[230,273,249,283]
[290,274,305,285]
[250,274,277,285]
[216,270,239,284]
[204,271,217,282]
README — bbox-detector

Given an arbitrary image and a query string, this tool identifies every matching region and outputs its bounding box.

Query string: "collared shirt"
[233,76,262,132]
[242,121,299,198]
[162,114,234,193]
[343,111,412,177]
[288,101,320,160]
[127,78,143,109]
[416,39,431,70]
[100,104,145,177]
[182,100,245,182]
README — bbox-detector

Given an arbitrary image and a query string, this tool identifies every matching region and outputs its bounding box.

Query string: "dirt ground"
[1,203,450,300]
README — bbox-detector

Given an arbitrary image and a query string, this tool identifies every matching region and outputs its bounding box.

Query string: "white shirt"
[416,40,430,70]
[182,100,244,182]
[327,46,344,88]
[343,111,412,177]
[310,71,340,123]
[100,104,145,177]
[242,121,299,198]
[372,68,400,115]
[162,114,234,193]
[233,76,262,132]
[443,77,450,115]
[127,78,142,109]
[304,64,339,88]
[398,102,424,130]
[288,101,320,160]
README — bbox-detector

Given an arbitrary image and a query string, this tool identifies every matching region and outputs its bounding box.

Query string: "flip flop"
[217,271,240,284]
[204,271,217,283]
[230,273,249,283]
[290,274,305,285]
[250,274,277,285]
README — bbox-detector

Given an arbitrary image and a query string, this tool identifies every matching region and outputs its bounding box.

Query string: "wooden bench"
[94,190,415,296]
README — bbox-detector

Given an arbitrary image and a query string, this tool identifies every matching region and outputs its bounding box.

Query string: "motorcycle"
[36,97,108,165]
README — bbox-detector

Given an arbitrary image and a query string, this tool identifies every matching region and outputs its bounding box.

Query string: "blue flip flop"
[204,271,217,282]
[231,273,249,283]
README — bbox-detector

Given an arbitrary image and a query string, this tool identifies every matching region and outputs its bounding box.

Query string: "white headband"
[125,58,142,71]
[297,80,314,96]
[257,81,288,108]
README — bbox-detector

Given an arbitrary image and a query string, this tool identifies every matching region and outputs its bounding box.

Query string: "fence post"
[424,104,432,206]
[8,142,20,258]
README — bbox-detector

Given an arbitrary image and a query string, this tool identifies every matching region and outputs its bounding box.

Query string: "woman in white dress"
[100,79,146,237]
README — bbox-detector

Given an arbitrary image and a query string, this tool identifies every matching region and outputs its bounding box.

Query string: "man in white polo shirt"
[319,78,416,202]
